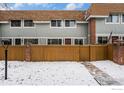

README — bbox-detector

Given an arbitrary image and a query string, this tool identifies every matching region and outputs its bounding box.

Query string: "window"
[48,39,62,45]
[106,14,119,23]
[98,37,108,44]
[24,20,34,27]
[65,20,76,27]
[15,39,21,45]
[65,38,71,45]
[112,36,119,43]
[2,39,12,45]
[122,14,124,23]
[51,20,62,27]
[106,15,112,22]
[75,39,83,45]
[24,39,38,45]
[11,20,21,27]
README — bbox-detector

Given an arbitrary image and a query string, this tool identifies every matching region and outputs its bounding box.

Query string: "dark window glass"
[122,14,124,22]
[65,38,71,45]
[65,20,70,27]
[2,39,12,45]
[24,39,38,45]
[102,37,108,44]
[98,37,102,44]
[65,20,76,27]
[24,20,34,27]
[56,20,62,27]
[98,37,108,44]
[48,39,62,45]
[51,20,56,27]
[106,15,112,22]
[15,39,21,45]
[11,20,21,27]
[51,20,62,27]
[75,39,83,45]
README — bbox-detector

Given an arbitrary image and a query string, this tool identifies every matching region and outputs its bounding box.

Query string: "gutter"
[86,15,109,21]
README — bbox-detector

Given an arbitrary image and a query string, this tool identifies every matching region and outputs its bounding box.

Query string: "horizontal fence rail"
[0,45,113,62]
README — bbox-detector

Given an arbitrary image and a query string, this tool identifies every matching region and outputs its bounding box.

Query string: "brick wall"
[88,18,96,44]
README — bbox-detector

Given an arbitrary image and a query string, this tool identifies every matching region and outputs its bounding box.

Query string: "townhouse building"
[0,4,124,45]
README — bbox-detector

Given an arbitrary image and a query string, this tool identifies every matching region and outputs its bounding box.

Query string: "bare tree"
[0,3,11,10]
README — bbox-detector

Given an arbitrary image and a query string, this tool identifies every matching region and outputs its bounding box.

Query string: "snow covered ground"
[0,61,98,85]
[91,60,124,85]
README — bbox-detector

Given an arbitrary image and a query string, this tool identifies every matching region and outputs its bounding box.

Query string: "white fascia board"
[33,21,50,23]
[0,21,9,23]
[86,15,108,21]
[76,21,88,23]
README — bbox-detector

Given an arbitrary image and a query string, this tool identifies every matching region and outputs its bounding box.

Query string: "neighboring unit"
[85,3,124,44]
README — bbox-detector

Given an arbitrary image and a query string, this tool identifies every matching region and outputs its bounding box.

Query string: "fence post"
[25,44,31,62]
[89,45,91,61]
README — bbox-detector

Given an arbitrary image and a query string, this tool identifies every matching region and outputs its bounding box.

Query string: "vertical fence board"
[79,45,90,61]
[107,44,113,61]
[0,46,4,60]
[31,45,44,61]
[90,45,108,61]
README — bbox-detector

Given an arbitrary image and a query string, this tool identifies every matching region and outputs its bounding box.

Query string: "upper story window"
[51,20,62,27]
[11,20,21,27]
[24,20,34,27]
[106,14,119,24]
[65,20,76,27]
[122,14,124,23]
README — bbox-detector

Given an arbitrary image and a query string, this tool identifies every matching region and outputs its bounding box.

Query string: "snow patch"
[0,61,98,85]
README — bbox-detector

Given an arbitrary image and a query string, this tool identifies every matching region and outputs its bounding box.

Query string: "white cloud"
[65,3,76,10]
[65,3,84,10]
[10,3,24,10]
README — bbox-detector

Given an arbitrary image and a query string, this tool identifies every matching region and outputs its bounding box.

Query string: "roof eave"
[86,15,109,21]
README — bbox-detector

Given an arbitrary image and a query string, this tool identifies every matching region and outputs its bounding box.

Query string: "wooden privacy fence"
[0,44,113,61]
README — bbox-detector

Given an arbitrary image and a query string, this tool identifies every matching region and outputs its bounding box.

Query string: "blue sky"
[3,3,91,10]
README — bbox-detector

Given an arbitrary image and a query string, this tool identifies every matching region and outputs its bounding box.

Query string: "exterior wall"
[0,22,88,38]
[96,18,124,36]
[88,18,96,44]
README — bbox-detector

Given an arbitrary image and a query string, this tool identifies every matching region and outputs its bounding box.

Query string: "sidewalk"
[91,60,124,85]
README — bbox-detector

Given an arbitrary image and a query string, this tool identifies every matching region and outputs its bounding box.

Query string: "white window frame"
[10,20,22,28]
[64,19,77,28]
[23,20,35,28]
[105,14,120,24]
[50,19,63,28]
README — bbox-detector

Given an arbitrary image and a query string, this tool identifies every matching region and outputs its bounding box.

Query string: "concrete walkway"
[82,62,121,86]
